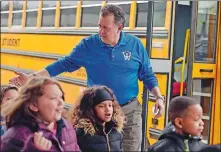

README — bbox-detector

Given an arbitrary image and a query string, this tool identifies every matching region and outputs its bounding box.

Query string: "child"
[148,96,206,152]
[72,85,125,152]
[1,77,80,152]
[1,84,19,106]
[0,85,19,136]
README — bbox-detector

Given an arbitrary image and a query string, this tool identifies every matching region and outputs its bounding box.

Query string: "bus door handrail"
[174,29,190,96]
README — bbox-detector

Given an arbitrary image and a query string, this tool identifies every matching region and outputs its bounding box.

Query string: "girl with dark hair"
[72,85,126,152]
[1,77,80,152]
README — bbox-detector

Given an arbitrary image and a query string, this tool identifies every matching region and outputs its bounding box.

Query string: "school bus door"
[186,1,220,144]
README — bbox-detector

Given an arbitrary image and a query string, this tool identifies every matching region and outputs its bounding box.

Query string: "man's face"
[98,14,122,44]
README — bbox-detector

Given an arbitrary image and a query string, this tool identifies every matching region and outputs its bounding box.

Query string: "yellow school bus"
[1,0,220,146]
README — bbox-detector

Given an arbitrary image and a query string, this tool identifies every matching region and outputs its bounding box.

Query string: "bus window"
[195,1,217,62]
[60,1,78,7]
[82,1,102,5]
[12,1,23,26]
[13,1,23,10]
[106,1,119,3]
[1,13,8,27]
[26,1,39,27]
[136,1,166,27]
[81,5,101,27]
[1,1,9,11]
[41,1,56,27]
[60,1,77,27]
[1,1,9,27]
[42,1,57,8]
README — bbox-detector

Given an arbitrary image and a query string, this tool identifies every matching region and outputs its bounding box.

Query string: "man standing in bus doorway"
[9,4,164,151]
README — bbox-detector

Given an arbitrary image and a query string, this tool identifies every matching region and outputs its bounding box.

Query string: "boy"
[148,96,206,152]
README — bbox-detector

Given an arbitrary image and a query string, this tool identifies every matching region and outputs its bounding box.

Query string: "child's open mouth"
[105,113,112,117]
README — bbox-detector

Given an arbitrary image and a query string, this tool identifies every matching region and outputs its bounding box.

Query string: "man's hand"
[153,98,164,119]
[34,132,52,151]
[9,71,31,87]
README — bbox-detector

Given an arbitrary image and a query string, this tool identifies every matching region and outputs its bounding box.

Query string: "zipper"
[103,127,113,152]
[184,139,190,152]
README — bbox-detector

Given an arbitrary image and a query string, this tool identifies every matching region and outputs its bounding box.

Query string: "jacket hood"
[159,122,202,142]
[75,118,124,136]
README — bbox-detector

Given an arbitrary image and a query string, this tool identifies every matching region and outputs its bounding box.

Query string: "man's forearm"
[151,86,162,97]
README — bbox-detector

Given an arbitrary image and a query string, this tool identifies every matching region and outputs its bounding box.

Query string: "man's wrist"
[156,96,165,104]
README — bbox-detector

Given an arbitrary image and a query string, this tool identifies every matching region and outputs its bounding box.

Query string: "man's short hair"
[168,96,199,123]
[100,4,126,27]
